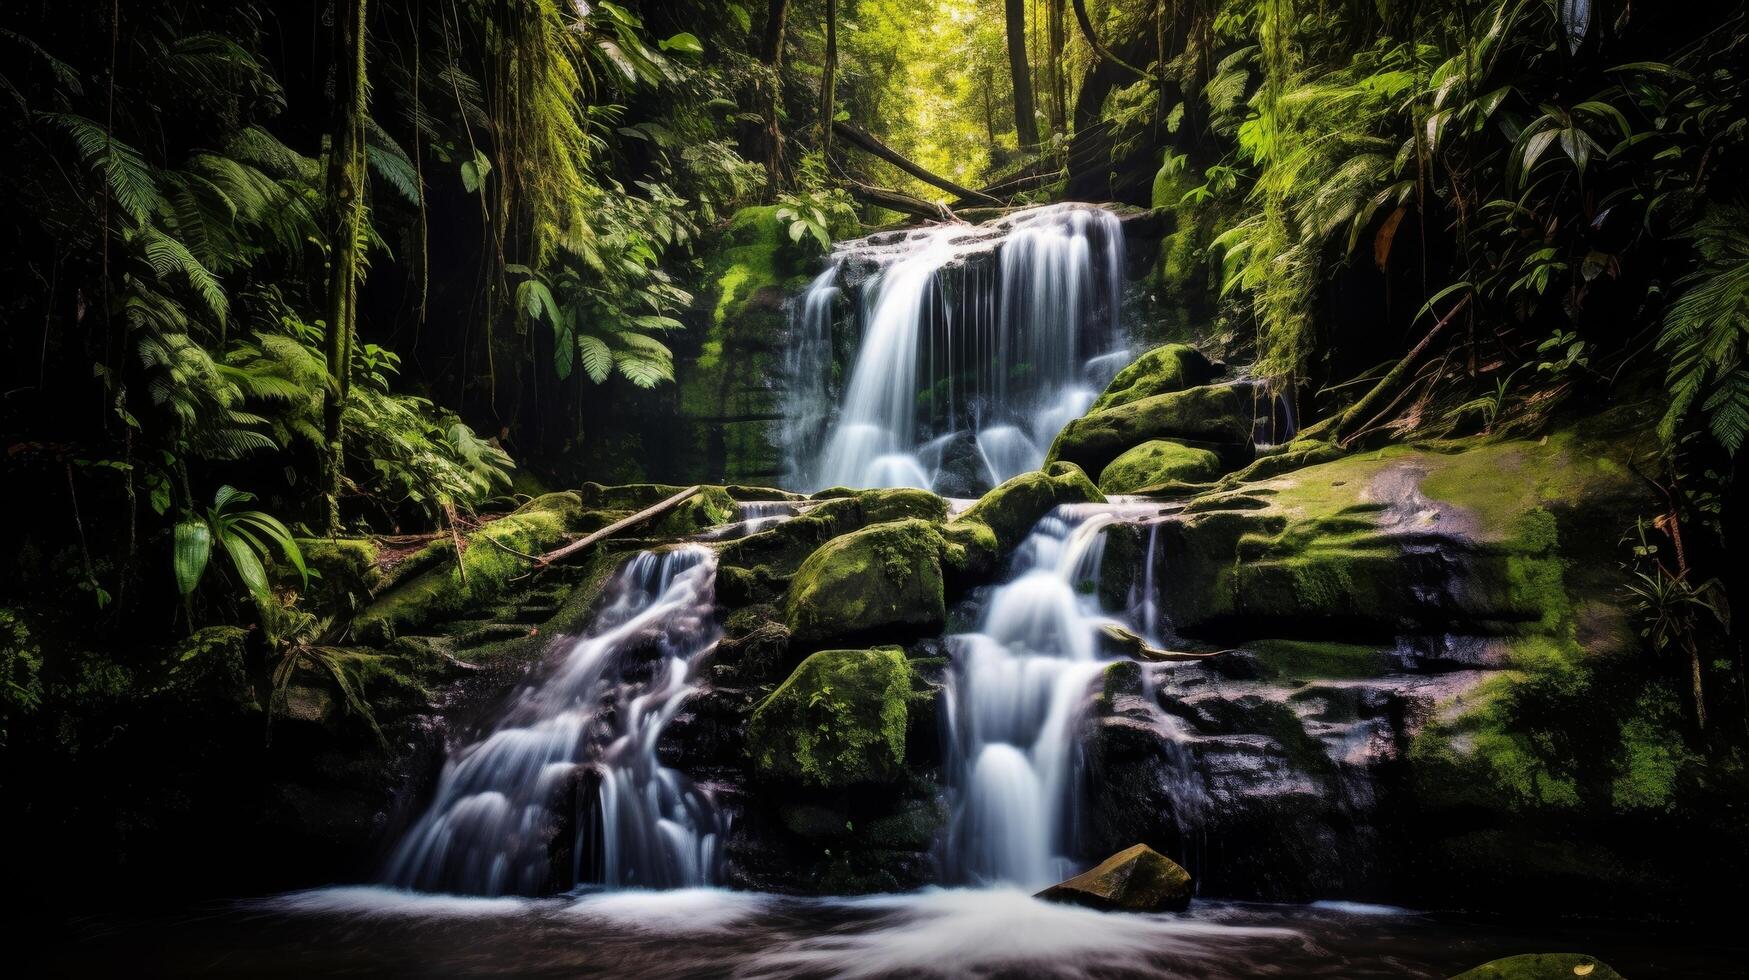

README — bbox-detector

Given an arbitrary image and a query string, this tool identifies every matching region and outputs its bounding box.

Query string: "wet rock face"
[1035,843,1193,913]
[1073,421,1742,912]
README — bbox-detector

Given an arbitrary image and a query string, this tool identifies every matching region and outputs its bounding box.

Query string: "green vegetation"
[3,0,1748,933]
[748,646,913,787]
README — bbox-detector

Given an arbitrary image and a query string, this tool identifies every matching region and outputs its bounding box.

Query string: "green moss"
[1449,954,1622,980]
[1047,383,1252,478]
[717,488,948,602]
[282,536,381,620]
[954,461,1104,553]
[648,486,737,537]
[352,492,589,643]
[1246,639,1388,682]
[1091,344,1217,412]
[748,647,912,787]
[1097,439,1223,493]
[1610,687,1692,812]
[784,519,947,648]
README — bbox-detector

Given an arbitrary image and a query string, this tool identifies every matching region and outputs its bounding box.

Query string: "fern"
[39,112,164,222]
[1657,207,1749,453]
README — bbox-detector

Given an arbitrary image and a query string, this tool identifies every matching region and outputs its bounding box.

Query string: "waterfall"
[794,204,1127,494]
[943,507,1123,888]
[382,547,722,896]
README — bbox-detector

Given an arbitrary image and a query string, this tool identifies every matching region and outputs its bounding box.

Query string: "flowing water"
[787,204,1128,493]
[29,888,1739,978]
[945,505,1166,888]
[382,547,724,895]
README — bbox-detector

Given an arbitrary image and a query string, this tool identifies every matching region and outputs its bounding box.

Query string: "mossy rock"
[784,519,947,649]
[1091,344,1218,412]
[351,492,591,643]
[1047,383,1254,479]
[1098,439,1223,493]
[282,536,381,620]
[953,462,1105,554]
[1448,954,1623,980]
[1035,843,1193,913]
[720,488,948,606]
[747,647,912,788]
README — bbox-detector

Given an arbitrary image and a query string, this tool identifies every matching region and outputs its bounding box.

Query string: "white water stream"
[945,506,1135,888]
[790,204,1128,493]
[383,547,723,895]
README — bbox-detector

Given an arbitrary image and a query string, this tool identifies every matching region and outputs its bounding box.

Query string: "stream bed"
[26,887,1739,978]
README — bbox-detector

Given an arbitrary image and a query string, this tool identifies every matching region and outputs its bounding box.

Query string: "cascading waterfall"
[382,547,722,896]
[943,506,1123,888]
[790,204,1128,494]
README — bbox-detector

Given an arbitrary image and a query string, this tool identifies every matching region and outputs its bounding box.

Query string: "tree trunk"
[1048,0,1067,134]
[1072,0,1152,81]
[981,68,997,145]
[819,0,838,161]
[1004,0,1041,149]
[323,0,369,533]
[834,122,1003,205]
[840,180,955,222]
[761,0,791,187]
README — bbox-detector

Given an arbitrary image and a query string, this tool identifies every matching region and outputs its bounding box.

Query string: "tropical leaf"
[173,520,212,598]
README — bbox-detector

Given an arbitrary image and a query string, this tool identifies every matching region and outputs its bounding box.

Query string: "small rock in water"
[1447,954,1623,979]
[1034,843,1192,913]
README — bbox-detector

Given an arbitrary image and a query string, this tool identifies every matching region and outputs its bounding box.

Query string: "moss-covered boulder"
[1091,344,1218,412]
[1098,439,1223,493]
[1449,954,1623,980]
[1047,383,1253,478]
[1035,843,1194,913]
[352,492,593,643]
[784,519,947,648]
[747,647,912,787]
[716,488,947,606]
[954,462,1105,553]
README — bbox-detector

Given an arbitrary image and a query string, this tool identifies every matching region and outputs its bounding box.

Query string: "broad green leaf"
[658,33,704,56]
[221,532,270,604]
[174,520,212,597]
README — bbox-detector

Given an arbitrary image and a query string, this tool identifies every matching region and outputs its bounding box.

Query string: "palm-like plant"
[174,486,308,626]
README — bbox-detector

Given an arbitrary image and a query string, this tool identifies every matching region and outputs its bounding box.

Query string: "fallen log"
[834,121,1004,206]
[1332,293,1472,447]
[841,179,956,222]
[1100,623,1230,662]
[534,485,702,567]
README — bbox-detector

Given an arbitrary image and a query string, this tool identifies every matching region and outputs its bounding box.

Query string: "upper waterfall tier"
[785,204,1130,495]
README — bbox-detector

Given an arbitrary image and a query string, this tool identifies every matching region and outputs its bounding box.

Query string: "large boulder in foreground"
[1098,439,1223,493]
[1091,343,1218,412]
[1047,383,1253,479]
[1035,844,1193,913]
[1449,954,1623,980]
[747,647,913,788]
[784,518,947,648]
